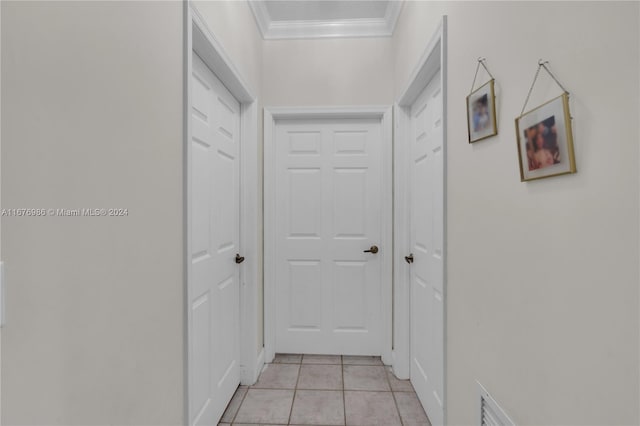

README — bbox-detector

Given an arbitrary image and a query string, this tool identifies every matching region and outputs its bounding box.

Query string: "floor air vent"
[477,382,515,426]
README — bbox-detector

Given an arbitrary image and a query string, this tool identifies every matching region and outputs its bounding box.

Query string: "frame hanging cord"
[470,57,495,94]
[520,59,570,115]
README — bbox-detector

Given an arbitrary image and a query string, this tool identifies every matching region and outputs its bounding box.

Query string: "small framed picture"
[515,93,576,182]
[466,79,498,143]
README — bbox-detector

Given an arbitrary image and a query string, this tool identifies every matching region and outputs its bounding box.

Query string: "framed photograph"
[466,79,498,143]
[515,93,576,181]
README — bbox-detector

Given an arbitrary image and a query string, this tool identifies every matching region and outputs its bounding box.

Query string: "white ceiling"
[249,0,403,40]
[264,1,390,22]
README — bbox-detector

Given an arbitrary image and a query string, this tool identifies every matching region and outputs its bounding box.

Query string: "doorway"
[188,49,242,425]
[408,70,445,426]
[393,18,447,426]
[264,107,393,363]
[185,6,261,426]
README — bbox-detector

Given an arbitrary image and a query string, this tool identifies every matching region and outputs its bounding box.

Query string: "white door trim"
[264,106,393,365]
[184,3,261,424]
[392,15,448,422]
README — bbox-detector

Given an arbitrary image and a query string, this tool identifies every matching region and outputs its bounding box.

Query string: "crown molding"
[384,0,403,34]
[248,0,271,38]
[248,0,404,40]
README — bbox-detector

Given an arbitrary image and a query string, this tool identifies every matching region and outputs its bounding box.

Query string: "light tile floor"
[218,354,431,426]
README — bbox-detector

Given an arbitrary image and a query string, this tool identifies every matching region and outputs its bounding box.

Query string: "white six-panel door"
[189,52,241,426]
[273,118,384,355]
[409,72,445,426]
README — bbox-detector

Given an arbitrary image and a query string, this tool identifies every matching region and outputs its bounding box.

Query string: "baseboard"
[251,347,264,385]
[390,349,410,380]
[255,347,265,378]
[240,347,264,386]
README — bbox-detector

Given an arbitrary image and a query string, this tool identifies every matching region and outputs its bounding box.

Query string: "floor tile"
[394,392,431,425]
[342,355,383,366]
[302,354,342,364]
[232,424,287,426]
[297,364,343,390]
[274,353,303,364]
[252,363,300,389]
[386,367,414,392]
[343,365,390,391]
[233,389,294,424]
[344,391,401,425]
[290,390,345,425]
[219,386,247,423]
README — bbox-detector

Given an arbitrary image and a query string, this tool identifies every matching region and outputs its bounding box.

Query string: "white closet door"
[409,72,445,426]
[189,52,241,426]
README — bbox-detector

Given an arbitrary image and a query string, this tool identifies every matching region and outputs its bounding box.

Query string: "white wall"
[394,1,640,424]
[263,37,394,105]
[0,1,3,421]
[192,1,265,352]
[1,2,184,424]
[261,35,393,361]
[192,1,262,98]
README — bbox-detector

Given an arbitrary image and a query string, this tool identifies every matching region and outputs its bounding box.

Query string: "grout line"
[229,384,250,425]
[300,364,343,366]
[247,386,393,392]
[251,388,350,392]
[386,366,405,426]
[341,355,347,426]
[286,362,302,425]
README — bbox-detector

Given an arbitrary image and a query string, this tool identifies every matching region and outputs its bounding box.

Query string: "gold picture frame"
[515,93,576,182]
[466,79,498,143]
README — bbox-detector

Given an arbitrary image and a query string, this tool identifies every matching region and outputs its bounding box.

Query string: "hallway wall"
[263,37,394,106]
[1,2,184,424]
[192,1,262,99]
[192,0,265,353]
[0,3,3,421]
[394,1,640,424]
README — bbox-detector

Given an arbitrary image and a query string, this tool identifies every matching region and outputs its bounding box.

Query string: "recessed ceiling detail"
[249,0,404,40]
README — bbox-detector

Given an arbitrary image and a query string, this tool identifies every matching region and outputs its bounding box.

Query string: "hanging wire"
[470,57,495,94]
[521,59,570,115]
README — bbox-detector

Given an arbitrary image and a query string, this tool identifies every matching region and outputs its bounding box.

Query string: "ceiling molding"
[384,1,403,34]
[248,0,404,40]
[248,0,271,38]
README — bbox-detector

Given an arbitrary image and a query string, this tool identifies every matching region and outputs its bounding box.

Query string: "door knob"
[404,253,414,264]
[363,245,379,254]
[235,253,245,264]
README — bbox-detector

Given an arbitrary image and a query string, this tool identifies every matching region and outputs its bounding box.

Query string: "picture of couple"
[524,116,560,171]
[516,93,576,181]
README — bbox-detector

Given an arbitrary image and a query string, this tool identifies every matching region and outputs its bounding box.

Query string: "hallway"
[2,2,639,425]
[218,354,430,426]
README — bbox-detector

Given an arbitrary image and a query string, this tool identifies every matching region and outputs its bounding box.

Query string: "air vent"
[477,382,515,426]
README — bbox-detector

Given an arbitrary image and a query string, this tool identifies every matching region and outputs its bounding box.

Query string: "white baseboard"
[254,348,265,382]
[241,347,264,386]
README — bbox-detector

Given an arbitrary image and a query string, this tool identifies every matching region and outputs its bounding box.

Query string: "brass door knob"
[363,245,379,254]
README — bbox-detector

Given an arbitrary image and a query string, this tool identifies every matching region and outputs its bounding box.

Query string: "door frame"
[263,106,393,365]
[184,3,261,424]
[392,15,448,422]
